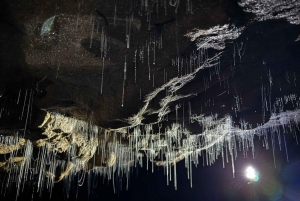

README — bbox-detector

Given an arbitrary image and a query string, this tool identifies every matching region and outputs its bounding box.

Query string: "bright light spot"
[246,166,259,182]
[246,167,255,179]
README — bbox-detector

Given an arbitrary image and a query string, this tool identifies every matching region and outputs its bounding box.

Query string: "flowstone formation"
[1,0,300,199]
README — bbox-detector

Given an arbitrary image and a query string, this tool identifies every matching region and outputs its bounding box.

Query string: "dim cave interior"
[1,0,300,200]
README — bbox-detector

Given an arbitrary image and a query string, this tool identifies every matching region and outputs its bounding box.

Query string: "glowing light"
[246,166,259,182]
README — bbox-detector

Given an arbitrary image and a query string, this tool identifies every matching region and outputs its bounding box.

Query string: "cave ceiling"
[0,0,300,199]
[0,0,299,129]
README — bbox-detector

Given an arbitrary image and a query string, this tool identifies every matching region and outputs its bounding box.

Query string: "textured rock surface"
[1,0,300,199]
